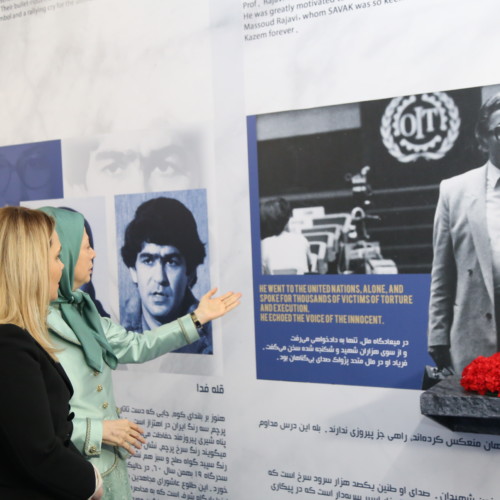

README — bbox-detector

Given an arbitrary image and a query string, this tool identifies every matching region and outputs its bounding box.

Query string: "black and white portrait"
[115,190,212,357]
[62,125,207,197]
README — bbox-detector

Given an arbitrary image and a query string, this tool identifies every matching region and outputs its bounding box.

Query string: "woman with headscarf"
[40,206,241,499]
[0,206,103,500]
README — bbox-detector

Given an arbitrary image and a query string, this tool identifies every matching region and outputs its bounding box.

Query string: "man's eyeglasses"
[488,126,500,141]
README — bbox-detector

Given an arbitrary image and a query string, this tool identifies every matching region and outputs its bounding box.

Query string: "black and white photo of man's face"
[86,130,192,195]
[129,242,190,328]
[0,141,63,206]
[483,109,500,168]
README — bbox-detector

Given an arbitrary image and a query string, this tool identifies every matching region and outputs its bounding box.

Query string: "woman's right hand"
[102,419,146,455]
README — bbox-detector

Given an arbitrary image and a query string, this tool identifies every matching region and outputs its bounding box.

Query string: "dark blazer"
[0,324,95,500]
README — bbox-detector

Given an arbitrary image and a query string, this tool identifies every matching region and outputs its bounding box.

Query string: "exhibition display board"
[1,0,500,498]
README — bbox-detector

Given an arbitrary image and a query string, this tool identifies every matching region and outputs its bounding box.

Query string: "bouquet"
[460,352,500,396]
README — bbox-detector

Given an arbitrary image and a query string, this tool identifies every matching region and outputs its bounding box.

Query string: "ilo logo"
[380,92,461,163]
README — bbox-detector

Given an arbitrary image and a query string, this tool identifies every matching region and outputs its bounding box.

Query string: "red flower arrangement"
[461,352,500,396]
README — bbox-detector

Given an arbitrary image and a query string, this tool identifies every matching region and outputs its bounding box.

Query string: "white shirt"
[485,161,500,295]
[261,231,310,275]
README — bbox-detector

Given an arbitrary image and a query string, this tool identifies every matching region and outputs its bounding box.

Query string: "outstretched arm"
[107,288,242,364]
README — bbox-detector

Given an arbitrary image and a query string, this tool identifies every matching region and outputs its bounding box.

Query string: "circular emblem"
[380,92,461,163]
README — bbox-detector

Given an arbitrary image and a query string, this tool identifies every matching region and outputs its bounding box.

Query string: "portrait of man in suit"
[428,92,500,375]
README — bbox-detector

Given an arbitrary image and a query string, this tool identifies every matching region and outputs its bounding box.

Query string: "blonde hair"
[0,206,57,357]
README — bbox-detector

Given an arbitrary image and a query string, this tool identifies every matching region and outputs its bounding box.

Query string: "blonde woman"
[0,206,102,500]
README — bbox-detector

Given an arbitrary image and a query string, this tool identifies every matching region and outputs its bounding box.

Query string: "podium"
[420,376,500,435]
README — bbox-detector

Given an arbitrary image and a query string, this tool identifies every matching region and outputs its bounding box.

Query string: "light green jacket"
[47,304,200,476]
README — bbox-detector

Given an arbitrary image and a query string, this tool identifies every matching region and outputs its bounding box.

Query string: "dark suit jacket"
[0,324,95,500]
[428,165,497,373]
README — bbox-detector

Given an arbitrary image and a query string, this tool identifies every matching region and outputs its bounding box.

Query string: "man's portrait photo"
[0,140,63,207]
[62,125,207,198]
[115,190,212,355]
[428,90,500,376]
